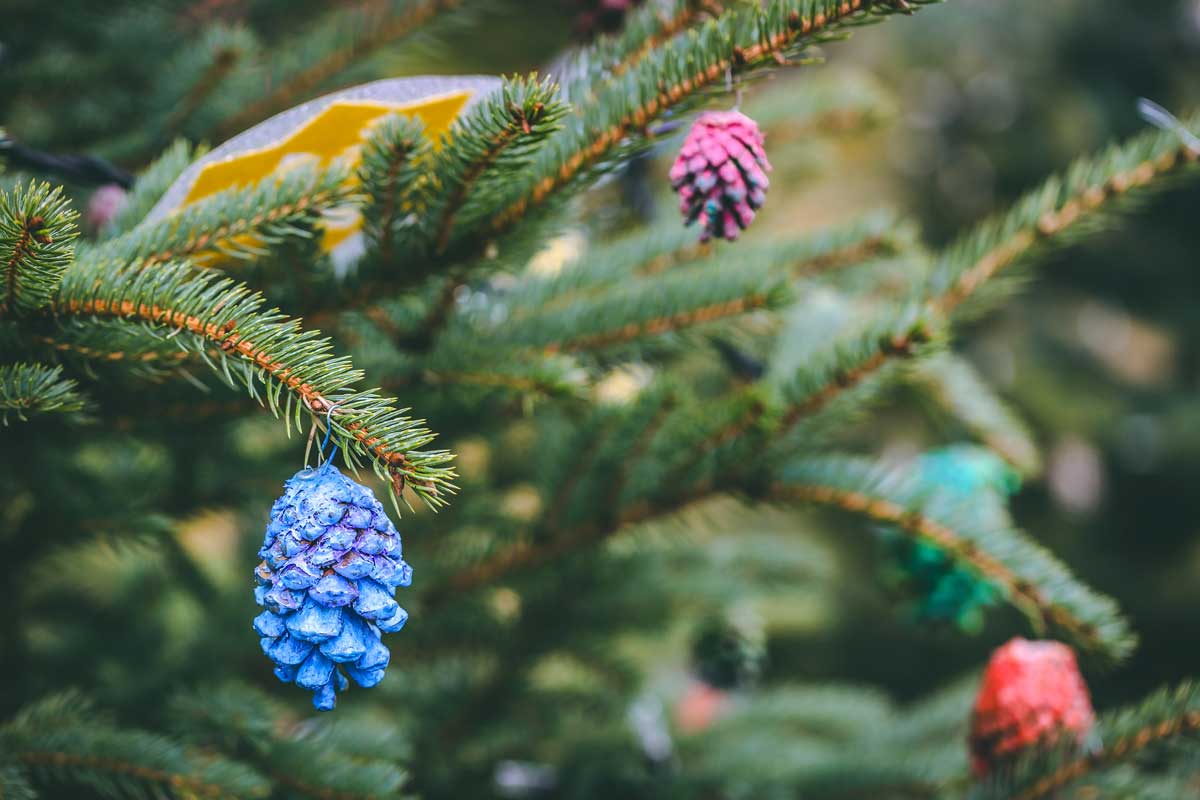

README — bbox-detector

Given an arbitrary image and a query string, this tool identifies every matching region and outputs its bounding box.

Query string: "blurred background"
[4,0,1200,793]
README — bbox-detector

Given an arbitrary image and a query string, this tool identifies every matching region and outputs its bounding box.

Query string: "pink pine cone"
[669,110,771,242]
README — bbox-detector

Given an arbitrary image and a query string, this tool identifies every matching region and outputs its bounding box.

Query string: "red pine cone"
[969,637,1095,776]
[669,110,771,242]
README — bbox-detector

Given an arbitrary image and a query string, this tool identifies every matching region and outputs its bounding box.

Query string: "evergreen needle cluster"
[3,1,1200,798]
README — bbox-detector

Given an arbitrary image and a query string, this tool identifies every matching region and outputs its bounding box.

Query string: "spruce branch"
[591,0,723,80]
[359,114,430,262]
[910,351,1041,477]
[510,225,708,315]
[52,258,454,507]
[511,211,904,319]
[432,314,936,597]
[0,766,34,800]
[745,120,1200,451]
[0,363,87,424]
[431,475,713,599]
[540,415,614,536]
[927,116,1200,320]
[103,140,204,239]
[4,693,268,800]
[422,76,567,255]
[479,257,792,353]
[214,0,463,140]
[86,161,353,270]
[776,311,936,439]
[16,749,261,800]
[381,325,587,401]
[0,182,79,317]
[597,386,678,520]
[545,290,781,353]
[29,329,197,367]
[169,684,407,800]
[992,682,1200,800]
[779,210,915,277]
[489,0,938,237]
[418,362,583,399]
[774,455,1134,662]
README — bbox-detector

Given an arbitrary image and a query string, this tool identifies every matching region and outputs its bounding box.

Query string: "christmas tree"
[3,0,1200,797]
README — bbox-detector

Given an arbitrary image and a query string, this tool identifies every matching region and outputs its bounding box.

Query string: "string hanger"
[1138,98,1200,155]
[725,67,744,111]
[304,402,341,468]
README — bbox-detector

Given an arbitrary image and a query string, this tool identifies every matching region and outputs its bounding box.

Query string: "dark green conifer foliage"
[3,1,1200,798]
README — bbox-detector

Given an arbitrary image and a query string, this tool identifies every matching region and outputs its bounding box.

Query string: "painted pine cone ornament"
[669,110,771,242]
[881,446,1017,630]
[969,638,1095,776]
[254,462,412,711]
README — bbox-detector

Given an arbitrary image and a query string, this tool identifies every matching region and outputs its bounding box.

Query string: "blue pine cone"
[253,462,412,711]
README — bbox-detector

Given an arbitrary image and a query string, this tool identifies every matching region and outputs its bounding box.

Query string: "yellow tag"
[148,76,502,265]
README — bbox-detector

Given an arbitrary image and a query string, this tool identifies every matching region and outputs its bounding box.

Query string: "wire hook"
[1138,98,1200,155]
[725,67,744,111]
[304,401,341,468]
[319,402,340,466]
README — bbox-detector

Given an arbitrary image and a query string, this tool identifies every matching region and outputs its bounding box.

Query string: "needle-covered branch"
[2,693,268,800]
[420,76,567,256]
[85,162,353,270]
[927,113,1200,319]
[773,455,1134,663]
[51,258,454,507]
[562,0,725,91]
[0,182,79,317]
[155,25,251,145]
[764,117,1200,451]
[101,140,203,240]
[774,309,937,443]
[359,114,430,261]
[169,683,408,800]
[472,256,792,354]
[909,351,1041,477]
[490,0,940,237]
[986,682,1200,800]
[509,211,905,318]
[0,363,87,424]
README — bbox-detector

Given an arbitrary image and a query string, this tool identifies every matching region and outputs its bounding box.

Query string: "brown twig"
[545,292,773,353]
[1,215,48,316]
[32,335,195,364]
[778,325,930,431]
